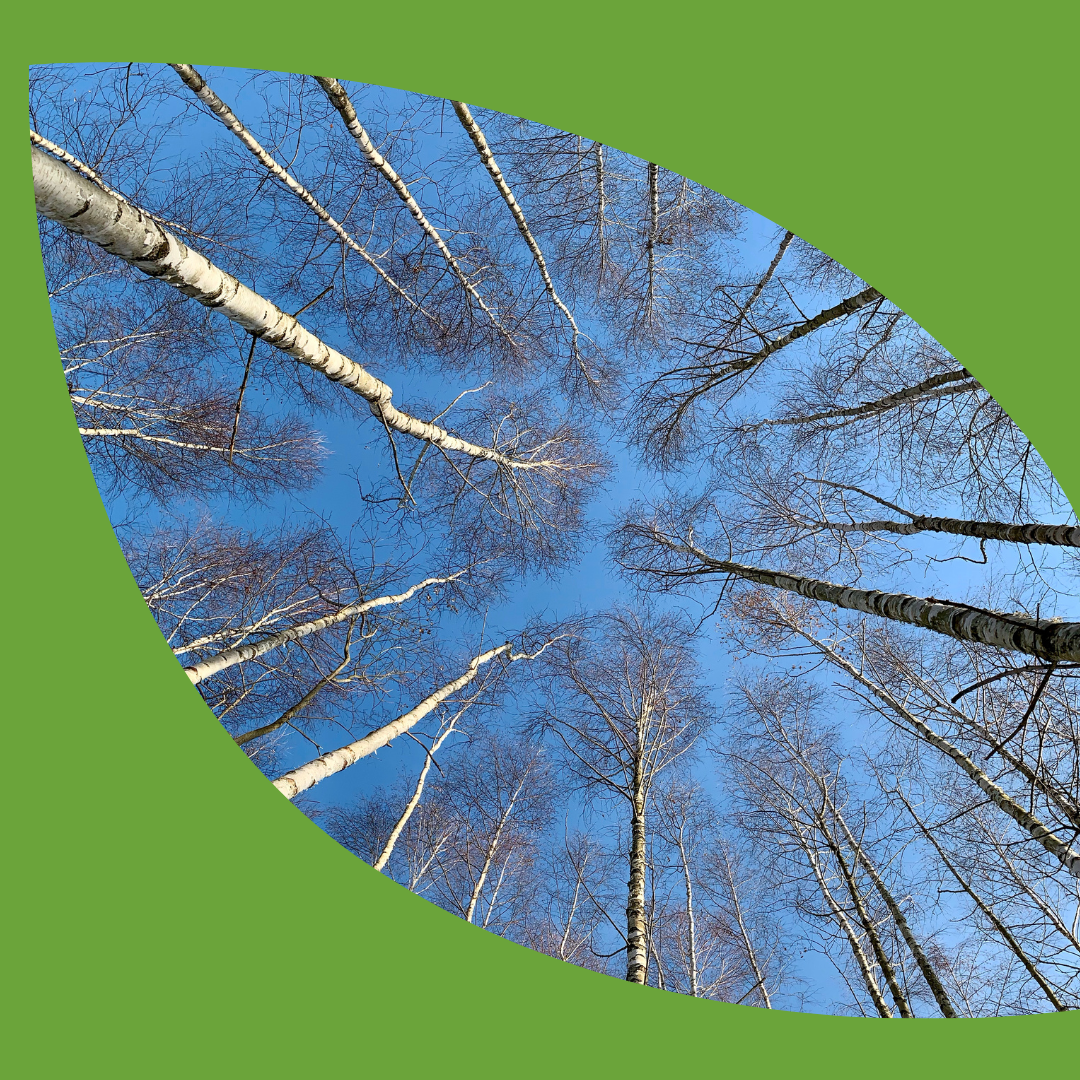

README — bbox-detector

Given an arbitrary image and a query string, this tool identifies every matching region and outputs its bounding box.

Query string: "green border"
[5,3,1077,1074]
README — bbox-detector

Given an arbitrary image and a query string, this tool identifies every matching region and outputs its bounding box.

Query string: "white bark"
[184,573,458,684]
[788,619,1080,879]
[371,702,470,872]
[659,533,1080,663]
[315,78,516,346]
[895,789,1068,1011]
[32,146,553,472]
[168,65,424,316]
[831,806,956,1017]
[800,829,893,1017]
[272,641,546,799]
[450,101,589,369]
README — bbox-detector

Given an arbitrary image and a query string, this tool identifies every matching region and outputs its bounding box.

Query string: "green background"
[5,2,1077,1073]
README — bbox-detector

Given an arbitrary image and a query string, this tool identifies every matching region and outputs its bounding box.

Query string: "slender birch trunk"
[672,826,700,996]
[698,286,882,384]
[905,675,1080,832]
[824,818,914,1017]
[768,711,949,1015]
[32,147,552,472]
[785,619,1080,878]
[894,789,1069,1011]
[664,535,1080,662]
[594,142,608,280]
[808,513,1080,548]
[450,101,585,357]
[314,78,515,346]
[754,369,978,428]
[831,806,958,1016]
[272,641,540,799]
[184,573,457,684]
[718,849,772,1008]
[626,773,649,983]
[464,771,530,924]
[645,162,659,318]
[233,645,353,746]
[371,704,468,872]
[801,830,893,1017]
[721,230,794,349]
[169,65,425,316]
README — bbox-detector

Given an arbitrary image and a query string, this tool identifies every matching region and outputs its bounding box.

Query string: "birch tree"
[535,608,714,983]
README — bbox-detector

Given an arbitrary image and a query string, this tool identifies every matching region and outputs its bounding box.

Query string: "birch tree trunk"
[645,162,659,318]
[894,789,1069,1011]
[801,830,893,1017]
[754,368,978,428]
[626,775,649,984]
[169,65,424,315]
[464,771,530,924]
[32,146,553,472]
[808,513,1080,548]
[785,619,1080,878]
[233,645,353,746]
[696,286,882,386]
[184,573,456,684]
[673,826,700,997]
[272,642,538,798]
[314,78,515,346]
[831,806,958,1017]
[719,849,773,1008]
[824,818,913,1017]
[660,535,1080,662]
[371,705,468,872]
[719,230,794,349]
[450,101,586,360]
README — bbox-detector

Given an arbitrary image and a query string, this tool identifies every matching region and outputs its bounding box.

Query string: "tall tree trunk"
[810,513,1080,548]
[754,368,977,428]
[694,286,882,389]
[831,806,958,1017]
[450,101,586,363]
[184,573,457,684]
[32,147,552,472]
[823,818,914,1017]
[800,831,893,1017]
[464,772,530,924]
[645,162,659,318]
[784,618,1080,878]
[718,849,773,1008]
[272,641,540,798]
[894,789,1069,1011]
[168,65,425,317]
[371,705,467,872]
[626,777,649,984]
[233,644,353,746]
[719,230,794,349]
[673,826,700,996]
[663,535,1080,663]
[314,78,515,347]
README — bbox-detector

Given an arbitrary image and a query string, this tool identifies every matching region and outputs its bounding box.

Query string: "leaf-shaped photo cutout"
[31,62,1080,1016]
